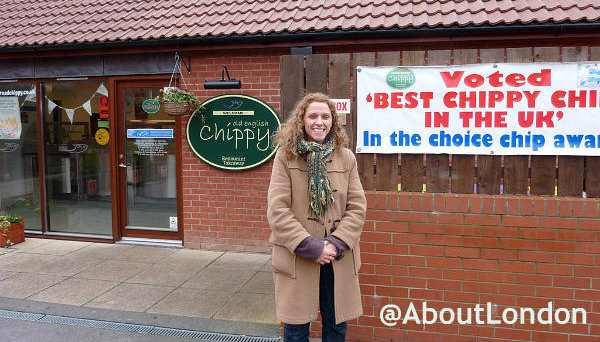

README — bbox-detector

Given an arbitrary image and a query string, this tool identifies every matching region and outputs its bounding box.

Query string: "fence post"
[306,54,328,94]
[477,49,504,194]
[353,52,376,190]
[400,51,426,192]
[280,55,305,121]
[503,47,531,194]
[528,47,561,195]
[426,50,452,193]
[557,46,587,197]
[451,49,478,194]
[329,54,352,147]
[375,51,400,191]
[587,47,600,197]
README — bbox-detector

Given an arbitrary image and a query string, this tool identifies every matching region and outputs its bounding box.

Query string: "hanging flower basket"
[161,101,196,116]
[157,88,202,117]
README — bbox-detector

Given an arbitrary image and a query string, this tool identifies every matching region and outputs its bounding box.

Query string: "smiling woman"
[268,93,366,342]
[303,101,332,144]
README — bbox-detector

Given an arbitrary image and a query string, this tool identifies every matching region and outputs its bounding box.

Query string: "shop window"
[0,83,41,230]
[42,80,112,236]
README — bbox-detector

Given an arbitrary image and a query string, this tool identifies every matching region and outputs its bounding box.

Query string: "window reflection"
[124,87,177,230]
[43,81,112,235]
[0,83,41,230]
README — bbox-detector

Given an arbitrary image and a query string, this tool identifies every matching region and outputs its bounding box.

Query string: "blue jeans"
[283,263,347,342]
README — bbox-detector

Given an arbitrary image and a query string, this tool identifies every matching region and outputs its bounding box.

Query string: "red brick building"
[0,1,599,341]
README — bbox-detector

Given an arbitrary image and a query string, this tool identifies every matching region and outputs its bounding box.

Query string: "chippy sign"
[357,63,600,156]
[186,94,280,171]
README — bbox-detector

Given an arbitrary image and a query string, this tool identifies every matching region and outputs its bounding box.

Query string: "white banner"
[0,97,22,139]
[357,63,600,156]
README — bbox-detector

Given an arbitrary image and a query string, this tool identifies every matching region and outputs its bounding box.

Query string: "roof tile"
[0,0,599,48]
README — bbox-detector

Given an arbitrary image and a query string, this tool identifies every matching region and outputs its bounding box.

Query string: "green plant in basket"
[157,87,203,116]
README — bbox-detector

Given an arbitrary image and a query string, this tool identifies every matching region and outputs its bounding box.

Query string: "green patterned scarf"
[297,135,335,219]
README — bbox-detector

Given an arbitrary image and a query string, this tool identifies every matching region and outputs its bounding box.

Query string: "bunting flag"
[65,109,75,123]
[82,100,92,116]
[44,83,107,124]
[47,99,57,113]
[96,83,108,96]
[24,87,36,103]
[19,87,37,108]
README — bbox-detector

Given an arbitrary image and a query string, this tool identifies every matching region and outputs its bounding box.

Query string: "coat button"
[328,219,331,223]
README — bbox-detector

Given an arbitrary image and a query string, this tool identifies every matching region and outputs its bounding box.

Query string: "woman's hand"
[315,240,337,264]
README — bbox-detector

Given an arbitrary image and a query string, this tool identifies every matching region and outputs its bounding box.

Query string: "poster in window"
[0,97,21,140]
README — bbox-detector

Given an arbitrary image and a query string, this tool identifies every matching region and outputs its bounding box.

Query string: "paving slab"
[156,249,223,268]
[85,283,174,312]
[22,239,92,255]
[214,292,277,324]
[125,262,202,287]
[0,270,18,281]
[181,267,255,293]
[105,245,179,263]
[240,271,275,294]
[9,237,53,251]
[260,260,272,272]
[28,278,119,306]
[0,273,65,299]
[0,248,18,257]
[73,259,150,282]
[210,252,271,271]
[33,254,103,277]
[67,243,136,260]
[147,288,231,318]
[0,252,59,273]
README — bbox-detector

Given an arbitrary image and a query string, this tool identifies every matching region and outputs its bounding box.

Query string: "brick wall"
[342,191,600,342]
[180,50,599,340]
[181,50,282,252]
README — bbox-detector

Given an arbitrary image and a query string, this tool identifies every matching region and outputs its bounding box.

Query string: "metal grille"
[0,309,279,342]
[0,309,44,321]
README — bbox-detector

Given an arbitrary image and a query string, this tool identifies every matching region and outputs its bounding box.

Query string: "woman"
[267,93,366,342]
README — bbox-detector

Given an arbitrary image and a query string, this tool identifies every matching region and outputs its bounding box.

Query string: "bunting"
[82,100,92,116]
[96,83,108,97]
[24,91,36,103]
[47,99,57,113]
[21,86,36,106]
[65,109,75,123]
[45,83,107,124]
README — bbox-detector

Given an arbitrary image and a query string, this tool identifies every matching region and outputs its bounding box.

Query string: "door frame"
[112,77,183,242]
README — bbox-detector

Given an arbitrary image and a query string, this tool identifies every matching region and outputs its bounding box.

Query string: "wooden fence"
[280,47,600,197]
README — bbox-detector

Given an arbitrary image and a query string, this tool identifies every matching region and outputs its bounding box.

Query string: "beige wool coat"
[267,147,367,325]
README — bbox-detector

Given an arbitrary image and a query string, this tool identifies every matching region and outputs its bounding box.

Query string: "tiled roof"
[1,0,600,48]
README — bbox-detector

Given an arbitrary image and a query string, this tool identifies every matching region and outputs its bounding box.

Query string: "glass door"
[42,80,112,236]
[116,81,180,240]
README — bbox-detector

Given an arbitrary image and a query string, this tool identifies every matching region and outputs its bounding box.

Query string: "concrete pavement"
[0,238,280,341]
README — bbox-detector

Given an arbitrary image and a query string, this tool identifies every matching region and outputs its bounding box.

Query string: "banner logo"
[386,68,415,89]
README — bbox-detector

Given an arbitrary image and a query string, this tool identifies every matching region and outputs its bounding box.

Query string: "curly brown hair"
[274,93,349,160]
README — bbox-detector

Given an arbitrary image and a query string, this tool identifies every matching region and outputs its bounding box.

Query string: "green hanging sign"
[186,94,280,171]
[142,98,160,114]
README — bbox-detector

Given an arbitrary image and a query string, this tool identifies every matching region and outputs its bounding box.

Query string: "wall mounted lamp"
[203,66,242,89]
